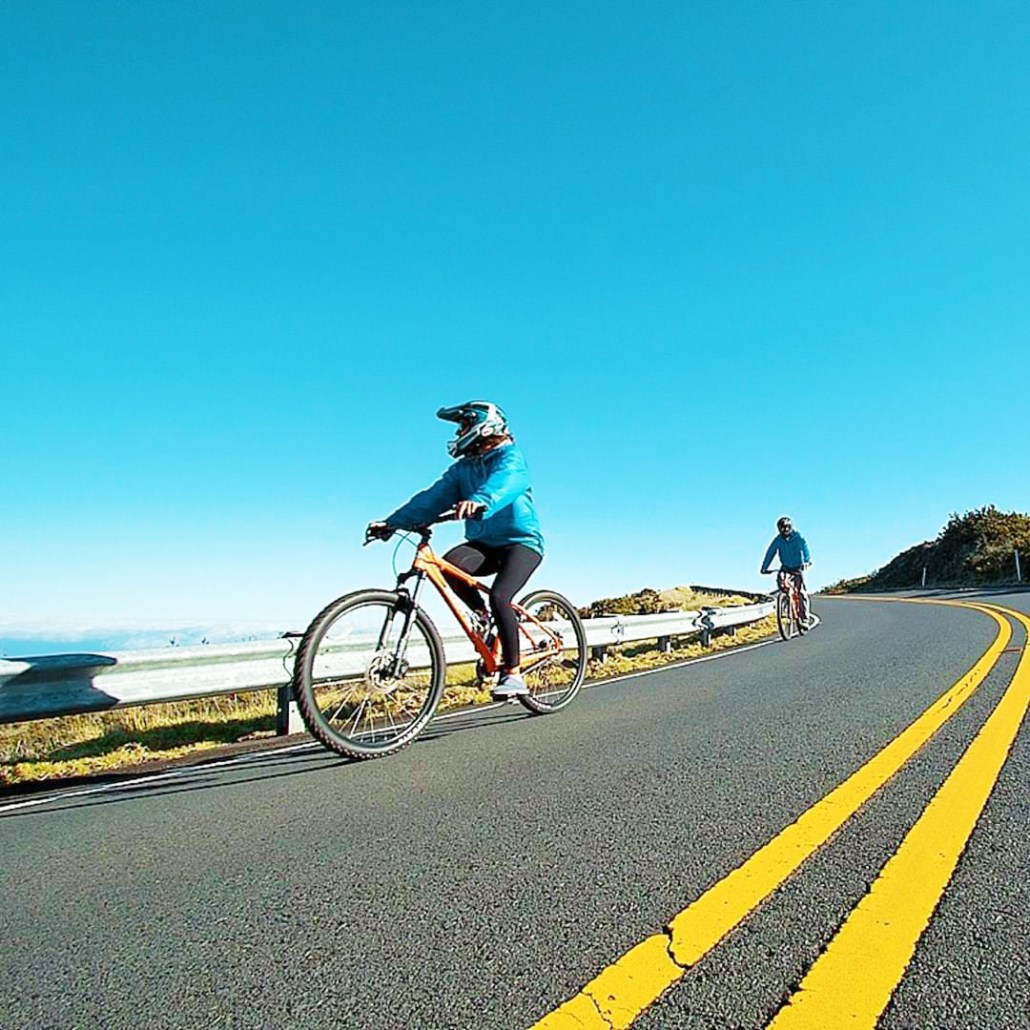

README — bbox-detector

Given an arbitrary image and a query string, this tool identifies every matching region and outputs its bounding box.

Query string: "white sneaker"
[492,673,529,699]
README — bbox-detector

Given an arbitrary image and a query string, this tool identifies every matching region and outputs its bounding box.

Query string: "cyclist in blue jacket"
[760,516,812,628]
[367,401,543,699]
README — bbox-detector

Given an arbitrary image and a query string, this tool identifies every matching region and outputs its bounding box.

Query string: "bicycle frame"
[776,568,809,627]
[396,532,563,676]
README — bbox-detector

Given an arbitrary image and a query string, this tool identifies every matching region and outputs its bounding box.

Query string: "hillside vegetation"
[579,585,754,618]
[828,506,1030,592]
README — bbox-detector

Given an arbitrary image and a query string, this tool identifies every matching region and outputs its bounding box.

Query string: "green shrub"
[837,505,1030,591]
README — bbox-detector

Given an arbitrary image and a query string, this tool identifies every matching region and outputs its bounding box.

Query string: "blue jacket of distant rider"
[386,442,544,556]
[761,531,811,572]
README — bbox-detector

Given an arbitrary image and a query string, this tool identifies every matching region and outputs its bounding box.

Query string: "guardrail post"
[1016,549,1022,582]
[657,635,672,654]
[590,646,608,662]
[276,684,305,735]
[700,629,711,648]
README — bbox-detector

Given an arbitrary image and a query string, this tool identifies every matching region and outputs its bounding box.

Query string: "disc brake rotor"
[364,650,407,697]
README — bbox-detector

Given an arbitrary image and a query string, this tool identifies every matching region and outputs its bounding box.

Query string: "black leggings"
[441,541,543,669]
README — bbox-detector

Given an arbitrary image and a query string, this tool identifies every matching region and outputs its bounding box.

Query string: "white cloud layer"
[0,619,290,653]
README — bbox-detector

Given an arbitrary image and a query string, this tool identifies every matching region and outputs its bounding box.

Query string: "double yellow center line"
[532,598,1029,1030]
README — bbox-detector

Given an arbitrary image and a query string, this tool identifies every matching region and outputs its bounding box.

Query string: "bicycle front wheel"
[776,592,795,641]
[293,589,446,759]
[515,590,588,714]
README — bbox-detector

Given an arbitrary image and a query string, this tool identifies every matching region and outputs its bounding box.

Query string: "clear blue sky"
[3,1,1028,649]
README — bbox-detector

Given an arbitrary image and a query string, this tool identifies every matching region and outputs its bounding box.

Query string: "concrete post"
[1016,549,1022,582]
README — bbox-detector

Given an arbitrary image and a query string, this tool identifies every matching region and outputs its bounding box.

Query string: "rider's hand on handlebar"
[455,500,486,521]
[365,521,395,544]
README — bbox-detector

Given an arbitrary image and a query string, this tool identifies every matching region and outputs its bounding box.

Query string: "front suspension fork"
[386,571,426,676]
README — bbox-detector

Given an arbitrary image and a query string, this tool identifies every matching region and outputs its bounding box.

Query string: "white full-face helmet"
[437,401,508,458]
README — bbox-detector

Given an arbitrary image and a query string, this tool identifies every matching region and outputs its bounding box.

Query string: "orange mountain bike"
[292,514,588,759]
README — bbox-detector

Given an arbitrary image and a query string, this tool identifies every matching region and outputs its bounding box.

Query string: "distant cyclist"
[366,401,544,700]
[760,516,812,629]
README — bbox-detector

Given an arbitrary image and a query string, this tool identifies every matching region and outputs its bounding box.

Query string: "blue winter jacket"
[386,442,544,556]
[761,531,811,572]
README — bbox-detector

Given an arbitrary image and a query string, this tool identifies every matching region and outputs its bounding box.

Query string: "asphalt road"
[2,590,1028,1029]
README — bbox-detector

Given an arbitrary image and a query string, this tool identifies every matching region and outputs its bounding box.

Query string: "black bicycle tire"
[293,588,446,759]
[515,589,588,714]
[776,591,794,641]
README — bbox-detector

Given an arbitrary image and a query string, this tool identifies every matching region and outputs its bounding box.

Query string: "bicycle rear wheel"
[776,591,795,641]
[515,590,588,714]
[293,589,446,759]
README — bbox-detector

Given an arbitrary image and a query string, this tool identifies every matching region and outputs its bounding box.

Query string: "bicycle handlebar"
[411,506,487,532]
[365,507,479,545]
[428,508,462,525]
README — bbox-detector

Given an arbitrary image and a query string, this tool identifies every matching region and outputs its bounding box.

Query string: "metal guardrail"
[0,598,773,729]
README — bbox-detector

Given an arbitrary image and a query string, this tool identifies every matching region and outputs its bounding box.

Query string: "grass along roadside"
[1,612,778,787]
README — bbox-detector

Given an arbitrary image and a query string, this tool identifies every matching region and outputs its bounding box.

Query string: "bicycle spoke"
[347,697,369,737]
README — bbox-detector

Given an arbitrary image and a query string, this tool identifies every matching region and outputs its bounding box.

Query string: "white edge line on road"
[1,618,818,815]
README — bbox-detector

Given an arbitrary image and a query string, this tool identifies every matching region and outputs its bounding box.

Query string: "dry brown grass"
[0,693,279,786]
[657,586,754,609]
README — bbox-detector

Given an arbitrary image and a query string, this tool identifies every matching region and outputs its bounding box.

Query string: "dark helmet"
[436,401,508,458]
[777,515,793,536]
